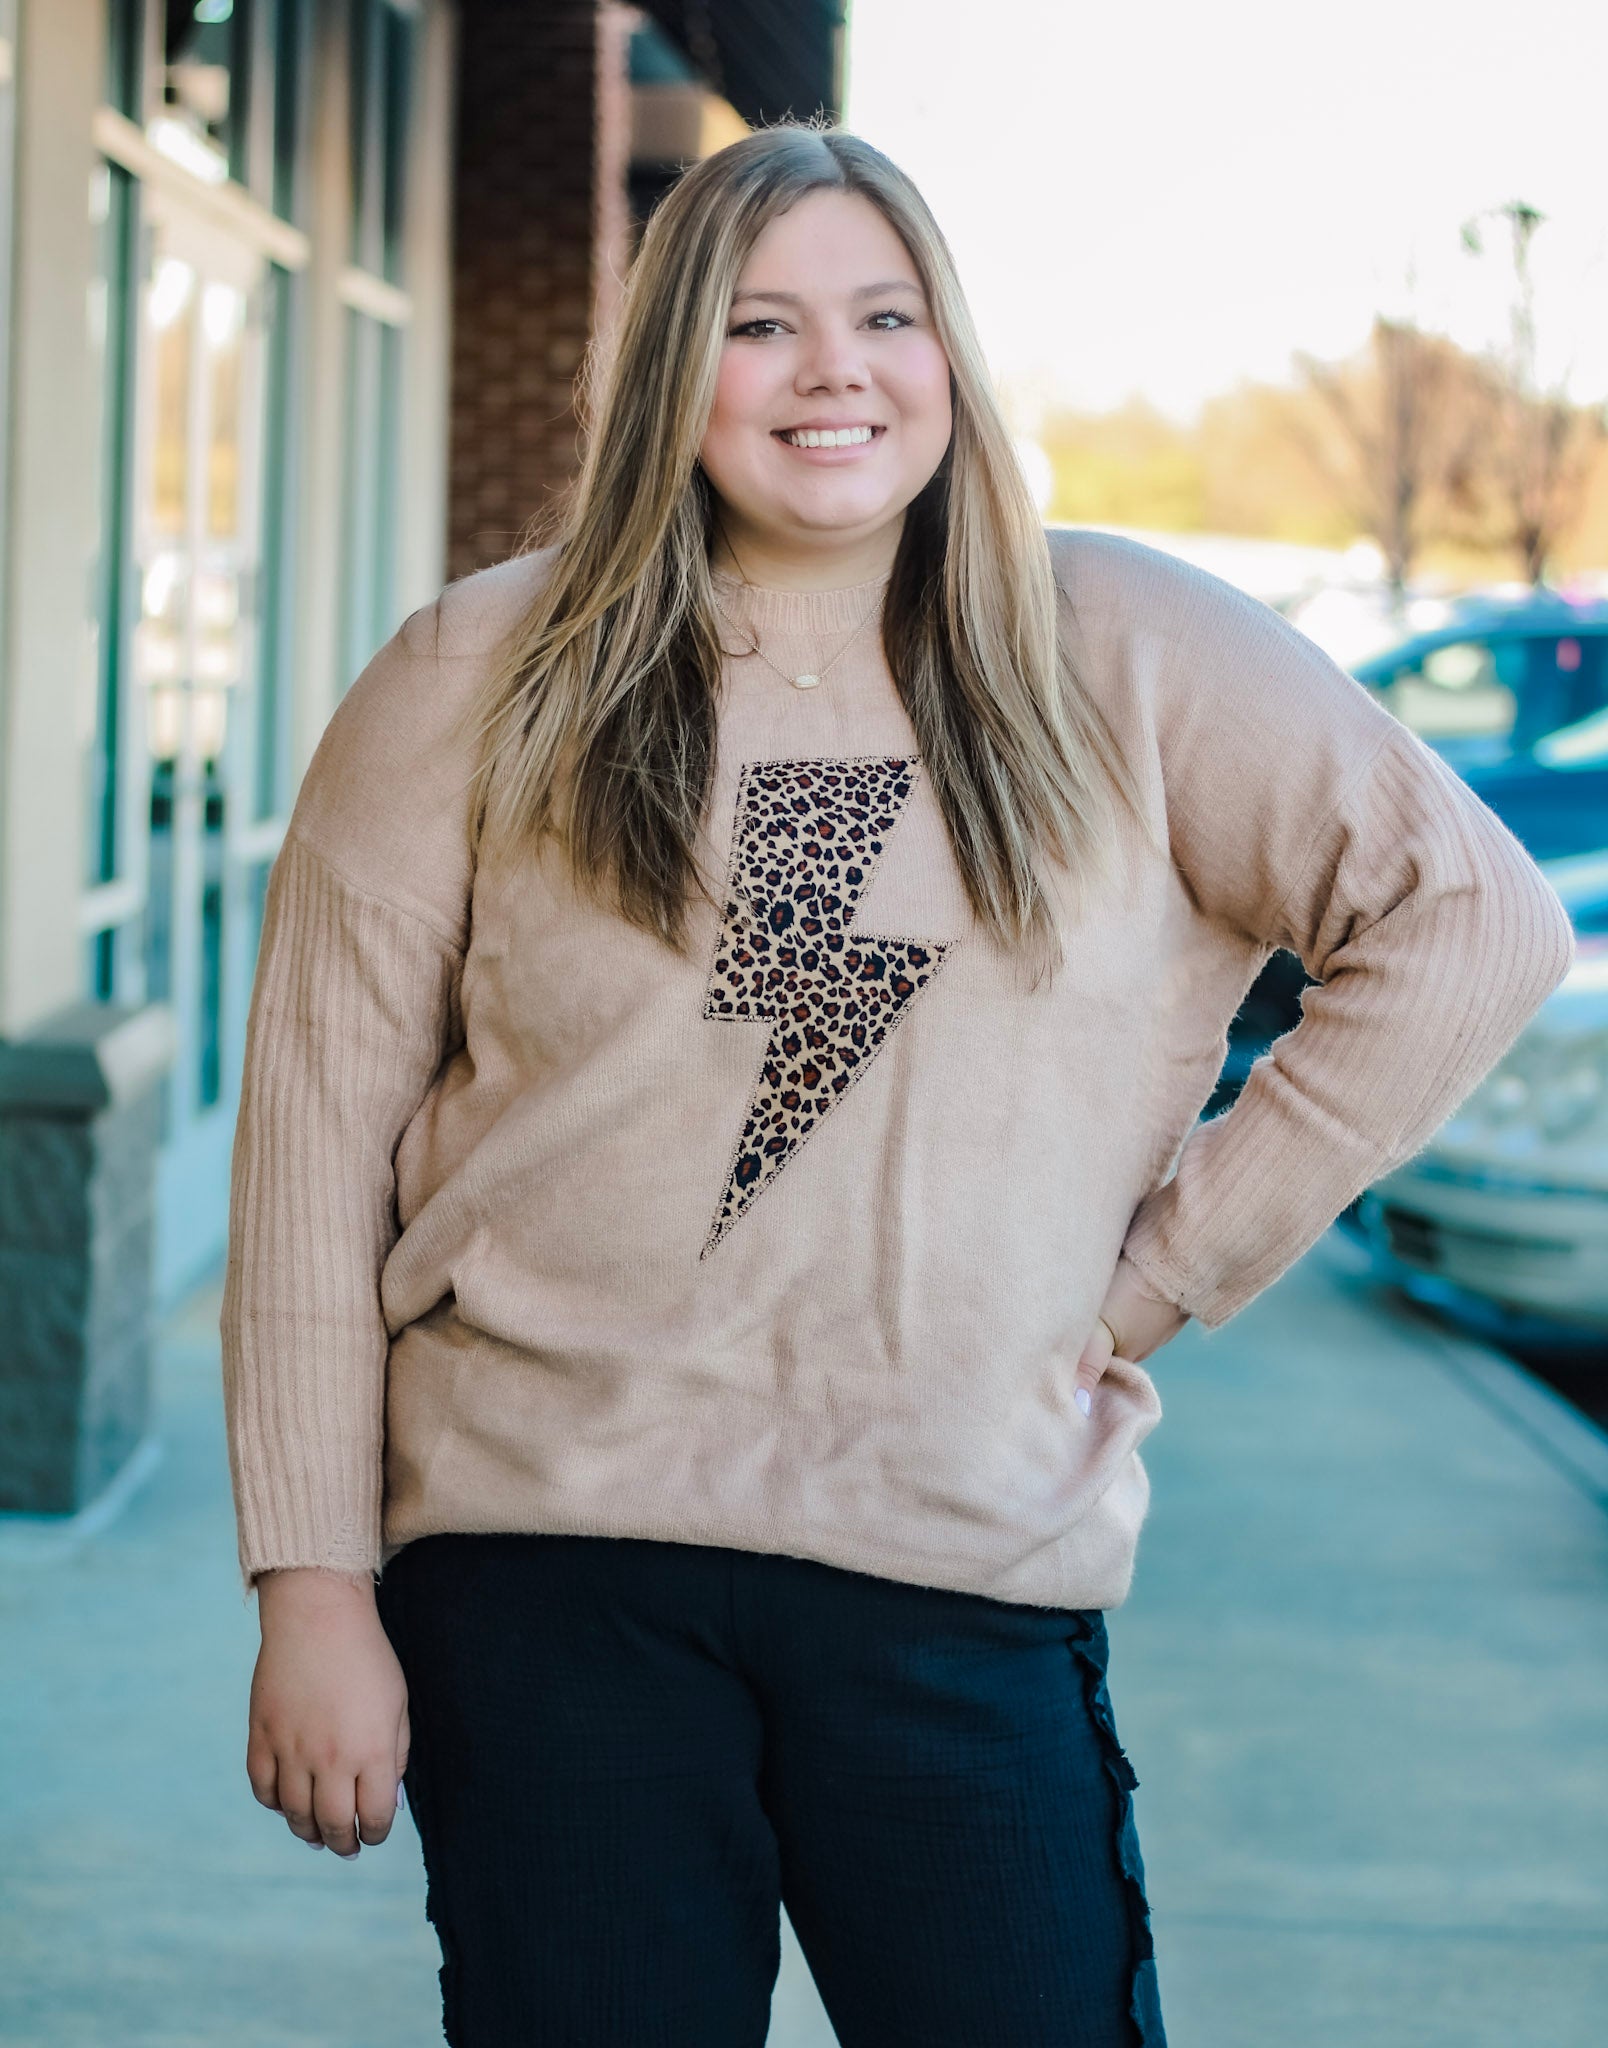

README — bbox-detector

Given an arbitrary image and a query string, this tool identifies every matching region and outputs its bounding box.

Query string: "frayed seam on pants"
[1065,1613,1168,2048]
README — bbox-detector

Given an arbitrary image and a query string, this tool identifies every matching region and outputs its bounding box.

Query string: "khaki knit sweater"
[220,528,1576,1609]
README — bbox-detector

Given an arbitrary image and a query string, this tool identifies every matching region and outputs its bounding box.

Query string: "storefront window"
[80,0,381,1302]
[349,0,414,284]
[83,156,143,914]
[271,0,308,224]
[339,1,414,683]
[162,0,255,185]
[106,0,145,118]
[337,305,402,689]
[253,261,298,822]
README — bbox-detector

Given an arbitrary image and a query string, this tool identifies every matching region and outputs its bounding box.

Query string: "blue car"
[1351,592,1608,861]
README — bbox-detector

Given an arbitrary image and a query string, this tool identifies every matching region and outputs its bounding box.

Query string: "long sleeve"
[1104,554,1577,1332]
[218,563,526,1599]
[219,836,462,1594]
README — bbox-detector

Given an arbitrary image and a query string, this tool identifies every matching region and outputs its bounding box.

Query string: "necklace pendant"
[792,672,821,691]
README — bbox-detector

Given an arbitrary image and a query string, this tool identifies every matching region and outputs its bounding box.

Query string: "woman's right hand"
[247,1567,410,1860]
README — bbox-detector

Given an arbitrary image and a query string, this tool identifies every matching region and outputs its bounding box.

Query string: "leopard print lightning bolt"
[701,756,955,1257]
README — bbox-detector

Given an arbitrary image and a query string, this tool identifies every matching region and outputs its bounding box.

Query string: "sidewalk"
[1118,1228,1608,2047]
[1,1229,1605,2046]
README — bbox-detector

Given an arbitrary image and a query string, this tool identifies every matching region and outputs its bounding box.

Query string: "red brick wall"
[449,0,631,579]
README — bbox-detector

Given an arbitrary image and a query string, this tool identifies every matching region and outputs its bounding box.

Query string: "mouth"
[773,424,885,451]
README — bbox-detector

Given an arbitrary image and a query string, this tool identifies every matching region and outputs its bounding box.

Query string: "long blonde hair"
[454,122,1160,985]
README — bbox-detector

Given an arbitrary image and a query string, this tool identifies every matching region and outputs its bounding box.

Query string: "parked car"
[1448,705,1608,862]
[1347,847,1608,1338]
[1349,591,1608,777]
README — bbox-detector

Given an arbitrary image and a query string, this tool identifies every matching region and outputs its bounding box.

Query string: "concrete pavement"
[1,1226,1604,2046]
[1118,1227,1608,2046]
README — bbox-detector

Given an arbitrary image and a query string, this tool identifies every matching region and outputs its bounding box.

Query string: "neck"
[709,513,903,592]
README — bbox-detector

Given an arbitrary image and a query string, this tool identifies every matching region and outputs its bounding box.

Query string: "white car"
[1352,848,1608,1336]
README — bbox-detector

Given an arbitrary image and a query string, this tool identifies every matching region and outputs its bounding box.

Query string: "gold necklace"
[713,585,886,692]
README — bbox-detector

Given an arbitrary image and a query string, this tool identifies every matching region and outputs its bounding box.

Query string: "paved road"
[2,1227,1604,2046]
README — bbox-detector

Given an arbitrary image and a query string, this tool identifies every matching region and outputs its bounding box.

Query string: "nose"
[794,318,870,396]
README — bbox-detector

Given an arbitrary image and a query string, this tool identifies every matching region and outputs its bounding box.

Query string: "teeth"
[782,426,875,448]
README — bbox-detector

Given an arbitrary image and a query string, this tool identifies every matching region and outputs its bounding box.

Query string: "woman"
[223,125,1575,2046]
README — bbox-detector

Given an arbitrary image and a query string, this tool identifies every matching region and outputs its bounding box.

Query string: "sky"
[843,0,1608,430]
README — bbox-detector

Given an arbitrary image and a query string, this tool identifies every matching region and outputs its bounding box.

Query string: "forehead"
[732,190,923,299]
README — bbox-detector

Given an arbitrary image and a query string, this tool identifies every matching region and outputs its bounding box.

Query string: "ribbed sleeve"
[1118,718,1577,1329]
[220,831,462,1597]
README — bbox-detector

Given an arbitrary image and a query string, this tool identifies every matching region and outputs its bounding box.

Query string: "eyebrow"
[729,279,925,307]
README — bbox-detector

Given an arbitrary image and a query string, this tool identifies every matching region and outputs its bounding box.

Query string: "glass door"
[130,185,267,1300]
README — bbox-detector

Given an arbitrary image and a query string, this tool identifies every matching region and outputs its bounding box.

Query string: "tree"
[1288,313,1474,612]
[1460,201,1607,587]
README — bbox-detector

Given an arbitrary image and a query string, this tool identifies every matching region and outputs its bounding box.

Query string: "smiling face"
[698,188,954,583]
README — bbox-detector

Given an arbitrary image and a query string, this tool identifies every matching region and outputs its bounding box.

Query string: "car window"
[1373,640,1517,741]
[1509,632,1608,748]
[1535,701,1608,767]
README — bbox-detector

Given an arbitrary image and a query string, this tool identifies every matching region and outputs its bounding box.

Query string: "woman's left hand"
[1072,1254,1192,1413]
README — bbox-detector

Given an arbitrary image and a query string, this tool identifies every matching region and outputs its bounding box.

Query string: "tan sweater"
[220,529,1576,1609]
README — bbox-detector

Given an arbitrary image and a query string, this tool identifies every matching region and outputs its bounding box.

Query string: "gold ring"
[1096,1314,1124,1356]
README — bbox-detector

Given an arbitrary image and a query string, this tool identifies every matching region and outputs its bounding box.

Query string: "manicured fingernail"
[307,1840,325,1850]
[396,1781,407,1811]
[1075,1386,1092,1416]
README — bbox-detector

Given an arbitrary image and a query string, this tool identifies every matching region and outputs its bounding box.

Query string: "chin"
[781,491,903,533]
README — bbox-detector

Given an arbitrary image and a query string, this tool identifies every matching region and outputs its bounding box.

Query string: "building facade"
[0,0,840,1517]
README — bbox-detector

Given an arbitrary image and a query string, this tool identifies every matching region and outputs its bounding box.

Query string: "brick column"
[449,0,634,579]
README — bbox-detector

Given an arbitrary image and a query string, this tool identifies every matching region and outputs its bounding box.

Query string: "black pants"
[375,1532,1167,2047]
